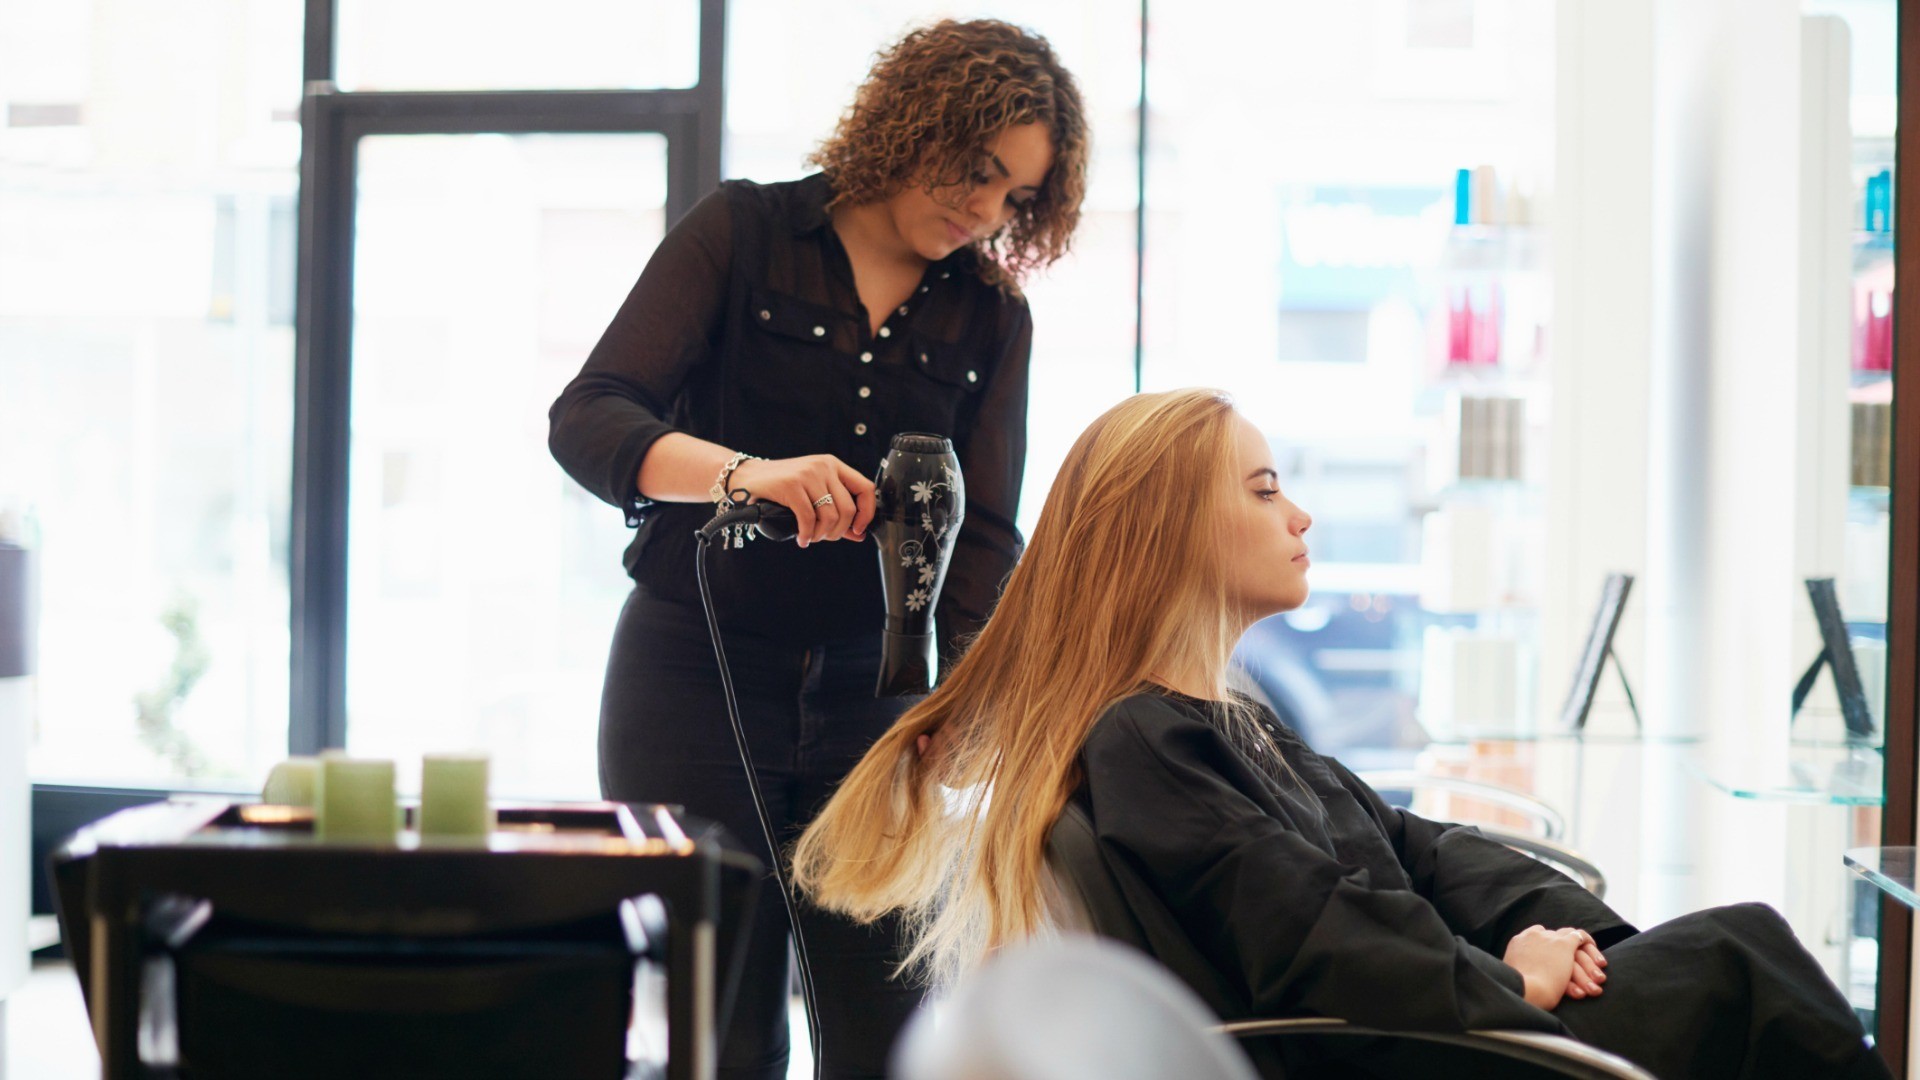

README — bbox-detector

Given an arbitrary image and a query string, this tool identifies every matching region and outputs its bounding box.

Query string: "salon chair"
[1044,801,1653,1080]
[1356,770,1607,899]
[891,935,1261,1080]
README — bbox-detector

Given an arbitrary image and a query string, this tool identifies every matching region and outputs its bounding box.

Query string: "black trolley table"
[51,798,760,1080]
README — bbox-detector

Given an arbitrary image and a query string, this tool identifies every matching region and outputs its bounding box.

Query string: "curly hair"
[807,19,1089,290]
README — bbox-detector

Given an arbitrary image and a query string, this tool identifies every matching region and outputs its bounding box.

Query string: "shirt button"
[919,285,929,293]
[758,309,771,321]
[966,370,978,383]
[919,352,930,364]
[878,326,891,338]
[854,423,868,436]
[940,272,950,279]
[858,386,872,399]
[812,325,826,337]
[860,351,873,363]
[898,305,909,315]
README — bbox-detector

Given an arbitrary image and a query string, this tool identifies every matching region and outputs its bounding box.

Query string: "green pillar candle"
[419,753,493,839]
[316,756,398,844]
[261,757,320,807]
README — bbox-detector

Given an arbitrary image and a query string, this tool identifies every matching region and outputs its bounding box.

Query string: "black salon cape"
[1078,690,1634,1038]
[1077,691,1887,1080]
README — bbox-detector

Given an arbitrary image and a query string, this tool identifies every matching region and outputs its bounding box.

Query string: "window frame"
[287,0,725,755]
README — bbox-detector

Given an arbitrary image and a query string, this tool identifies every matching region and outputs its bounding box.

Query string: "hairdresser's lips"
[944,219,973,245]
[1293,549,1310,567]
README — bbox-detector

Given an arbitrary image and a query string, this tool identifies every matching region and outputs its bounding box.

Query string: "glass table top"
[1425,727,1704,747]
[1845,848,1920,909]
[1688,743,1885,806]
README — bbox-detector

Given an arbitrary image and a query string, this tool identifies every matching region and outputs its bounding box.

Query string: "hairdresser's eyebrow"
[1245,468,1279,483]
[991,154,1041,191]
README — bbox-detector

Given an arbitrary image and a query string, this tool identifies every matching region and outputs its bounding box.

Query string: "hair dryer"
[690,433,964,1076]
[871,433,965,697]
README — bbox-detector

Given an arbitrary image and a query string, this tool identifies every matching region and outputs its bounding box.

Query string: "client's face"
[1224,414,1312,619]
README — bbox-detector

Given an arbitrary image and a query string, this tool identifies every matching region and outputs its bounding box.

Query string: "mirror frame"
[1880,0,1918,1068]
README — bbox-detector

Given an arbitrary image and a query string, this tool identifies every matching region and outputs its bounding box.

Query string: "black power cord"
[694,502,819,1079]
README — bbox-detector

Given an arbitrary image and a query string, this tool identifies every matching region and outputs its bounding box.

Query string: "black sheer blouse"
[548,173,1032,650]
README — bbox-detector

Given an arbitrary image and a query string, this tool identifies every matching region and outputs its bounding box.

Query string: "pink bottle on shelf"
[1853,284,1893,373]
[1476,282,1504,367]
[1873,294,1893,372]
[1453,288,1473,365]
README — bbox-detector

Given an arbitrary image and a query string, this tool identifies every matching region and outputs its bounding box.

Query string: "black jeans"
[598,587,923,1080]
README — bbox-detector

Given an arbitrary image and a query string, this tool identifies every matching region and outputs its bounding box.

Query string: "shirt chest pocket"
[905,333,988,393]
[737,285,850,420]
[889,332,984,432]
[747,285,846,351]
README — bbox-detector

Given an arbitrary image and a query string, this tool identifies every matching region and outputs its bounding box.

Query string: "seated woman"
[793,388,1890,1080]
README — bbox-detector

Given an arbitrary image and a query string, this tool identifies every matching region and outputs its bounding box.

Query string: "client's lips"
[1293,549,1310,564]
[944,219,971,244]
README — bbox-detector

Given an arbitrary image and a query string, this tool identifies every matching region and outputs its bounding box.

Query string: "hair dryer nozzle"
[876,631,937,697]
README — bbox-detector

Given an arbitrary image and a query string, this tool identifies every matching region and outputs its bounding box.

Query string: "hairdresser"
[546,20,1086,1080]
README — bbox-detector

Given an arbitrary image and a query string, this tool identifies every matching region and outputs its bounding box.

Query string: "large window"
[1142,1,1557,769]
[1,0,304,788]
[333,0,699,92]
[340,133,671,797]
[2,0,1559,792]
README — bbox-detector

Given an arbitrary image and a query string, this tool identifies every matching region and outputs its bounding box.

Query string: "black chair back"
[1045,796,1244,1020]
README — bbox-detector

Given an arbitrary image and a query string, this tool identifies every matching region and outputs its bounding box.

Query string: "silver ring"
[812,494,835,508]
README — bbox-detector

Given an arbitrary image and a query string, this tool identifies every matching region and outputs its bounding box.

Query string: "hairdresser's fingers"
[784,481,818,548]
[800,458,849,544]
[818,473,856,542]
[915,727,951,770]
[839,461,877,540]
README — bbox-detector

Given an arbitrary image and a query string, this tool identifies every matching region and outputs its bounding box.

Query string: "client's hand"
[1564,933,1607,1002]
[1504,926,1603,1011]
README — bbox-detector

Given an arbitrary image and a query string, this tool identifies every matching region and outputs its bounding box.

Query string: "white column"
[1547,0,1657,919]
[1640,0,1728,926]
[1557,0,1816,925]
[1694,0,1805,914]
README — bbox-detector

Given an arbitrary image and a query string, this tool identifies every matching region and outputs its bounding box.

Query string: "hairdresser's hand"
[1503,926,1593,1011]
[914,726,949,767]
[730,455,877,548]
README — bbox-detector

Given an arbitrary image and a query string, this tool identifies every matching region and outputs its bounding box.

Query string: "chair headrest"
[890,936,1261,1080]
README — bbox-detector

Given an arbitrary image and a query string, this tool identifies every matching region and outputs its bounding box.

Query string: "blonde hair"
[793,389,1281,989]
